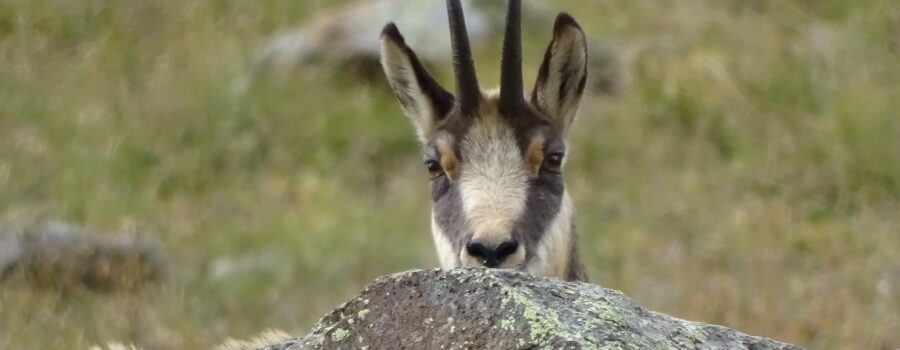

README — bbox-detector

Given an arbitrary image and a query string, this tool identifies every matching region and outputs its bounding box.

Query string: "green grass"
[1,0,899,348]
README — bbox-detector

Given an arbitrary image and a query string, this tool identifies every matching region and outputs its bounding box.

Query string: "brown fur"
[524,134,546,177]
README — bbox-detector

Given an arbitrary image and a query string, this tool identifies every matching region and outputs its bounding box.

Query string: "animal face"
[380,0,588,280]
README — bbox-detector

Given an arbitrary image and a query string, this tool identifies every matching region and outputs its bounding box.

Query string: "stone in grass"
[242,0,555,87]
[0,221,165,292]
[242,0,623,98]
[264,268,802,350]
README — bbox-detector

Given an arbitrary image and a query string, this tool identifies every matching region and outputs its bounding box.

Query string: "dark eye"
[542,153,564,173]
[425,160,444,179]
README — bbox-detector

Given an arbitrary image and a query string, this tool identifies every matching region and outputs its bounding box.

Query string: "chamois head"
[380,0,588,281]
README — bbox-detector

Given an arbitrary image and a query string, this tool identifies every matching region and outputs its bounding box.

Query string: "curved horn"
[500,0,524,113]
[447,0,480,115]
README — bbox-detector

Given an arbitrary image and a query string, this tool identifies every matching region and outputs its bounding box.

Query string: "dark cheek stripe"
[432,180,469,265]
[514,172,565,265]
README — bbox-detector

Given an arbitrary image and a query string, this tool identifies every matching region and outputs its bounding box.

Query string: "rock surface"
[0,221,165,292]
[264,269,802,350]
[243,0,554,86]
[256,0,554,61]
[242,0,622,96]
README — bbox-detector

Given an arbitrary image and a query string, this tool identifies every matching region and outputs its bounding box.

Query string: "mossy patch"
[499,283,571,346]
[330,328,349,342]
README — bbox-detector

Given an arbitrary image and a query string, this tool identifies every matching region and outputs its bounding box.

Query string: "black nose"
[466,240,519,268]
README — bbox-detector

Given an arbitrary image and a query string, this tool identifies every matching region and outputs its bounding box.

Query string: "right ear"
[530,13,588,135]
[380,23,455,143]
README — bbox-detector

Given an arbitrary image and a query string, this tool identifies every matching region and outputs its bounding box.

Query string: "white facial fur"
[455,108,529,268]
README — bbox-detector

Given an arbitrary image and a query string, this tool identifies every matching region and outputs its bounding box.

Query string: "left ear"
[531,13,588,134]
[380,23,455,143]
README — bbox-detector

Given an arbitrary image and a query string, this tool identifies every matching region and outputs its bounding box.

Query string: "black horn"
[447,0,480,115]
[500,0,524,113]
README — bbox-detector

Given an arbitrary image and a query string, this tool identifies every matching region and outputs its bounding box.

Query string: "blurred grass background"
[1,0,899,348]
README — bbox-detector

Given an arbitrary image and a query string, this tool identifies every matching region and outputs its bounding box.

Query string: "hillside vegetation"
[1,0,898,348]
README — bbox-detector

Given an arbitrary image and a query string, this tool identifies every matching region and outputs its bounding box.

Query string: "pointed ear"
[531,13,588,134]
[380,23,455,142]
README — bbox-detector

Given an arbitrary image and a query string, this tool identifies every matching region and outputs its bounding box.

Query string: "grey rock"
[241,0,623,96]
[265,269,801,350]
[243,0,555,87]
[0,221,165,292]
[0,227,23,274]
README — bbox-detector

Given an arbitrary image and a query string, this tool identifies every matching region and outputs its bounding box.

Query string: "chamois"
[380,0,589,281]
